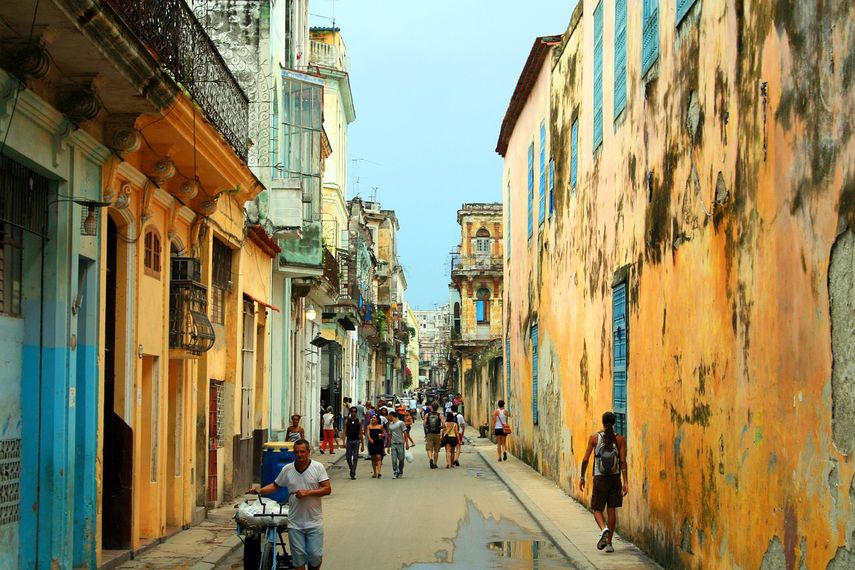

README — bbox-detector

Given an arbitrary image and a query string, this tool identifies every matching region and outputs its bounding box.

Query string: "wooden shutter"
[642,0,659,75]
[571,119,579,189]
[612,283,628,435]
[614,0,628,119]
[593,2,604,150]
[532,324,539,425]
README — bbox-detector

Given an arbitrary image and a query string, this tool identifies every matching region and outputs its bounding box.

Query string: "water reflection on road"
[405,502,573,569]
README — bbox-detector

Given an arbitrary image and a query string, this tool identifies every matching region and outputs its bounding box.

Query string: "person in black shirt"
[344,406,364,480]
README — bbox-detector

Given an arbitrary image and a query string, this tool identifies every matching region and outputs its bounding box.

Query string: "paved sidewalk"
[473,438,660,570]
[107,447,346,569]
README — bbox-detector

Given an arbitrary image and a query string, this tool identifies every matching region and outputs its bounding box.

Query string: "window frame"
[0,222,23,317]
[143,228,162,279]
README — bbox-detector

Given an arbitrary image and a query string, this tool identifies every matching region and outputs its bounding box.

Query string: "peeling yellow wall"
[504,1,855,568]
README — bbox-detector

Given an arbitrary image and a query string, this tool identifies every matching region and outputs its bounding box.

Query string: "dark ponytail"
[602,411,617,448]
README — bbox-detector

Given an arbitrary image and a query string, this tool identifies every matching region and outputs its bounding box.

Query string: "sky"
[309,0,578,309]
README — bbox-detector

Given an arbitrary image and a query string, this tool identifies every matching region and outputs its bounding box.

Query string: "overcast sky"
[310,0,577,309]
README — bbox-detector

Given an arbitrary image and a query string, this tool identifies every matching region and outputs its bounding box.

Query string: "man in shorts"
[249,439,332,569]
[579,411,628,553]
[423,402,443,469]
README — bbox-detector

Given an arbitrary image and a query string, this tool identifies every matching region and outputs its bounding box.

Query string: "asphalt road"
[219,428,574,569]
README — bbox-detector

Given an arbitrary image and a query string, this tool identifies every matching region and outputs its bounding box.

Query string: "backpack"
[595,432,620,475]
[426,412,442,434]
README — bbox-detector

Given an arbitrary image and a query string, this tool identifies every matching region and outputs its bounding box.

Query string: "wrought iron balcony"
[107,0,249,160]
[169,257,215,355]
[321,247,340,295]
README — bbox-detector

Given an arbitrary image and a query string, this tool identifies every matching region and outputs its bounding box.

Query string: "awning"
[243,292,281,312]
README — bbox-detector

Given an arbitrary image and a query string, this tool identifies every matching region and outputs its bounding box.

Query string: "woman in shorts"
[493,400,510,461]
[442,412,459,468]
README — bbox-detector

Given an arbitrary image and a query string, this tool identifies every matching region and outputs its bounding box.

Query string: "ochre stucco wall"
[504,2,855,568]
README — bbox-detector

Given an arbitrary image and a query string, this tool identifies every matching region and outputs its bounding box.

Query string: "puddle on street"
[404,502,574,569]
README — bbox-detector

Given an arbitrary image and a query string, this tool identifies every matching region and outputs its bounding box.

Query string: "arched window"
[476,287,491,324]
[474,228,491,254]
[144,229,161,278]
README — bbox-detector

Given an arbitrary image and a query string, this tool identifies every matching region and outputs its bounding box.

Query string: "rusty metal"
[107,0,249,160]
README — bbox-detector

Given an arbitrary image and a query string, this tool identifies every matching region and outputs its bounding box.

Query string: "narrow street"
[218,429,572,569]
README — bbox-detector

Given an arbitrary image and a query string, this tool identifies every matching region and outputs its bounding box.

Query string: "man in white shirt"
[451,404,465,467]
[249,439,332,570]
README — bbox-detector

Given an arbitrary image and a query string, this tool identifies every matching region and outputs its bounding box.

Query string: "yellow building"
[501,2,855,568]
[90,3,274,561]
[450,203,504,427]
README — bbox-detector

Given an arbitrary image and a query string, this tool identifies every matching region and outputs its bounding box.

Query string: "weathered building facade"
[449,203,504,428]
[502,1,855,568]
[415,306,451,388]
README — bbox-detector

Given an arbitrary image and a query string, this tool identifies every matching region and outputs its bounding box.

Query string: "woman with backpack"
[579,411,628,553]
[492,400,511,461]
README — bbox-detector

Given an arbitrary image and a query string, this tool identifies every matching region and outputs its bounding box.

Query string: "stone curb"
[476,446,598,570]
[187,534,243,570]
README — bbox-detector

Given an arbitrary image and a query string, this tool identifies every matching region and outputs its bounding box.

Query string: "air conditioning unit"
[268,179,303,234]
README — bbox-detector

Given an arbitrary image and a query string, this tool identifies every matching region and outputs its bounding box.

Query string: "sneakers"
[350,474,356,480]
[319,450,325,454]
[604,544,614,553]
[503,451,507,460]
[597,528,611,550]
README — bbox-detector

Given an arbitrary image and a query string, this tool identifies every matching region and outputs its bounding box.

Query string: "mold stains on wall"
[645,146,677,263]
[579,340,590,406]
[828,229,854,454]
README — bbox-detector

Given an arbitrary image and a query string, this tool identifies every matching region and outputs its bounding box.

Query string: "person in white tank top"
[492,400,510,462]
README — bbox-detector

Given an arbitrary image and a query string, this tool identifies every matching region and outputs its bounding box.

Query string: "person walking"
[451,404,465,467]
[579,411,628,553]
[403,406,416,447]
[423,402,443,469]
[248,439,331,570]
[379,407,391,453]
[320,407,335,454]
[366,414,385,478]
[442,412,459,469]
[356,401,366,424]
[493,400,510,461]
[343,407,363,480]
[286,414,305,443]
[388,411,409,478]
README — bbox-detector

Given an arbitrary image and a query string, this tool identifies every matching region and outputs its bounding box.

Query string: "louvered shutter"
[593,2,604,150]
[642,0,659,75]
[614,0,628,119]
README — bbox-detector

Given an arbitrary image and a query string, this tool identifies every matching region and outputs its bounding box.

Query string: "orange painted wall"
[504,2,855,568]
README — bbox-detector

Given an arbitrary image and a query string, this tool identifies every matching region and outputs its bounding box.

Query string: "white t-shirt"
[322,413,334,430]
[274,460,330,529]
[455,413,466,432]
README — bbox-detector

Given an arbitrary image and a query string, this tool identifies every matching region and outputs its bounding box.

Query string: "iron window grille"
[0,222,22,317]
[169,256,215,355]
[0,155,49,238]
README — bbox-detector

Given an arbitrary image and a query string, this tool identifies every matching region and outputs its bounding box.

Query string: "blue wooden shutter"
[613,0,628,119]
[505,336,511,397]
[642,0,659,75]
[538,122,546,224]
[676,0,698,26]
[571,118,578,190]
[612,283,627,435]
[532,324,539,425]
[527,143,534,237]
[548,158,555,216]
[593,2,604,150]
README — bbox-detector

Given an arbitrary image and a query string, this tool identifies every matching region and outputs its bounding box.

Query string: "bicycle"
[235,494,292,570]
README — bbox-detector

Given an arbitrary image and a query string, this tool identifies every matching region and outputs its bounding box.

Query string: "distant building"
[415,306,451,388]
[449,203,504,425]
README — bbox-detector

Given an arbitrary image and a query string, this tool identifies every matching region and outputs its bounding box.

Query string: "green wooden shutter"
[593,2,604,150]
[527,144,534,237]
[642,0,659,75]
[676,0,698,26]
[538,122,546,224]
[614,0,628,119]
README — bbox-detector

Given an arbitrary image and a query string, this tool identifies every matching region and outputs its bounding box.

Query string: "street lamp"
[306,304,317,321]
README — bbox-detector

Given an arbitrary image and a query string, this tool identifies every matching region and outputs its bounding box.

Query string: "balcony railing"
[451,254,503,277]
[309,41,350,72]
[108,0,249,160]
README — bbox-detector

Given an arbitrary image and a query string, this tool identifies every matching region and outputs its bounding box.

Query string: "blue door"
[612,283,627,435]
